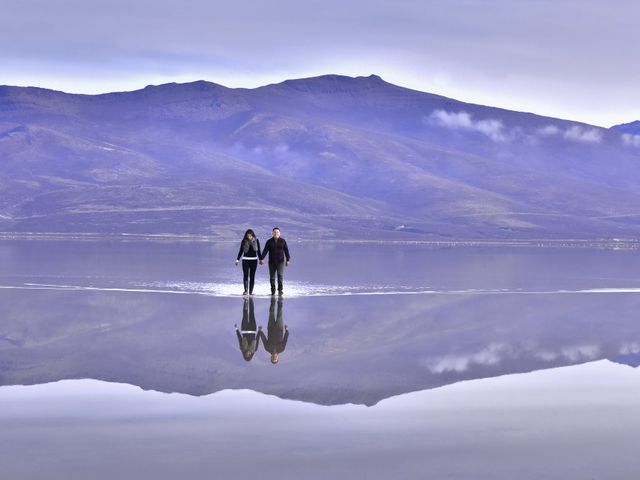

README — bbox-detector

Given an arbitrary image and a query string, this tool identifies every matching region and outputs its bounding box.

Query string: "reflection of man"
[235,297,260,362]
[260,227,290,296]
[259,296,288,364]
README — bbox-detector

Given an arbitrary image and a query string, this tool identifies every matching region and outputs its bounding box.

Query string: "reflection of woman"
[259,296,288,364]
[235,229,262,296]
[235,298,260,361]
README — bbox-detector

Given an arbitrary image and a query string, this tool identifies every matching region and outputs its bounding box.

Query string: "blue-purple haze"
[1,0,638,126]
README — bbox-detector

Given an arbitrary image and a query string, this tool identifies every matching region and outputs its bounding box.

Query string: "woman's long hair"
[242,349,256,362]
[243,229,255,241]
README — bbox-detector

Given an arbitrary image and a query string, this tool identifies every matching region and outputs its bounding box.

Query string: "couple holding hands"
[235,227,291,296]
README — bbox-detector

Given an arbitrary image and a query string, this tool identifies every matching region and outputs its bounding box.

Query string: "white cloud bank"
[564,125,603,143]
[537,125,562,136]
[537,124,604,143]
[429,110,508,142]
[621,133,640,147]
[432,112,608,145]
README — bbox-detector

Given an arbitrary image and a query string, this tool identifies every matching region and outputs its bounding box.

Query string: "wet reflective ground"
[1,240,640,478]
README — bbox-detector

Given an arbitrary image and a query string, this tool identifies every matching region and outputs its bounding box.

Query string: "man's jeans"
[268,262,285,293]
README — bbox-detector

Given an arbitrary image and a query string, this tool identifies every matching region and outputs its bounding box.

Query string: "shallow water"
[1,240,639,478]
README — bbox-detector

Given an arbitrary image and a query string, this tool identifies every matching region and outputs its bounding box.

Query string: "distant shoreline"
[1,232,638,249]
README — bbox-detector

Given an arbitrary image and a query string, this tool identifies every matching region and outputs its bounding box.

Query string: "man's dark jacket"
[259,328,288,354]
[260,237,291,265]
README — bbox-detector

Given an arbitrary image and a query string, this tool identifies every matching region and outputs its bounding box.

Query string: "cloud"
[538,124,561,136]
[563,125,603,143]
[537,124,604,143]
[430,110,473,129]
[429,110,508,142]
[621,133,640,147]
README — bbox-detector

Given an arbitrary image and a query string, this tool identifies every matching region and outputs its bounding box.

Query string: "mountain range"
[1,74,639,240]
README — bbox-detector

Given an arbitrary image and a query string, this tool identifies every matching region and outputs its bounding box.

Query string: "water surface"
[1,240,639,478]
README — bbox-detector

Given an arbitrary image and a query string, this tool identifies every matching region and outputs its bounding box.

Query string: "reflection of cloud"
[429,110,508,142]
[561,344,600,362]
[532,345,604,363]
[275,143,289,153]
[620,342,640,355]
[534,350,558,362]
[563,125,603,143]
[423,342,607,375]
[231,142,291,156]
[621,133,640,147]
[424,342,604,373]
[425,343,508,373]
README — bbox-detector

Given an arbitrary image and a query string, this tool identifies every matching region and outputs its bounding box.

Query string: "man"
[258,296,288,364]
[260,227,290,296]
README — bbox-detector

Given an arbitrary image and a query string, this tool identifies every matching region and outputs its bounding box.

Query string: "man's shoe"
[278,290,283,296]
[242,291,248,296]
[271,290,276,295]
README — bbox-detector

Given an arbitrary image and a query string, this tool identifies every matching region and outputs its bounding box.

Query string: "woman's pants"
[242,260,258,293]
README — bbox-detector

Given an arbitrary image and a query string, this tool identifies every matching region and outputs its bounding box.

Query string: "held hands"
[235,260,239,266]
[258,325,263,331]
[259,260,264,265]
[285,261,289,267]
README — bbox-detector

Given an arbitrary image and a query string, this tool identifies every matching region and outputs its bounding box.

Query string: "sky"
[1,0,638,127]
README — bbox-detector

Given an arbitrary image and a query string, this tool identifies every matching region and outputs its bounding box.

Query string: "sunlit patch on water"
[136,281,430,297]
[2,281,640,297]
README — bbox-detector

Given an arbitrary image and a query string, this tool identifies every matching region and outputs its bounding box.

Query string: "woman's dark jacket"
[236,238,262,261]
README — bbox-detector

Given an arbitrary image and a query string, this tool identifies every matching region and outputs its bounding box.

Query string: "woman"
[235,229,262,295]
[235,297,260,361]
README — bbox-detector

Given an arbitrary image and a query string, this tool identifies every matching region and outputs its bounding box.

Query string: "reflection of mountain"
[2,286,640,406]
[610,354,640,368]
[2,75,640,239]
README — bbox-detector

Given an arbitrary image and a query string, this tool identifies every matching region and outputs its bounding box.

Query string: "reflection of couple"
[235,297,288,364]
[235,227,291,296]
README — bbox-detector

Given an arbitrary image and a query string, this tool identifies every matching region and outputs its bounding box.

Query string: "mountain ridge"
[2,74,611,127]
